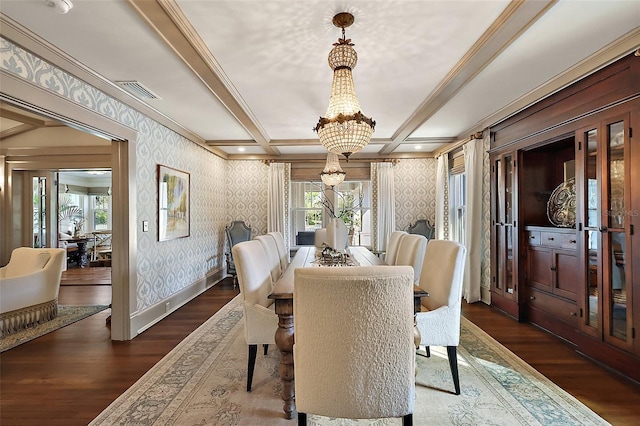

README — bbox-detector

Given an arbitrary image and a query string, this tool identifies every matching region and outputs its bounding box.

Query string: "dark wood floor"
[1,268,639,425]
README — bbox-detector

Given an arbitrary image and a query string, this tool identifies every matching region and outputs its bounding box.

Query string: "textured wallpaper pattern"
[1,38,227,311]
[225,160,269,239]
[394,159,438,232]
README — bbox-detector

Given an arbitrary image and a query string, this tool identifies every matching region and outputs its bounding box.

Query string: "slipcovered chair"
[225,220,252,285]
[314,228,327,248]
[407,219,435,240]
[254,234,282,284]
[384,230,407,265]
[294,266,415,425]
[415,240,466,395]
[267,231,289,272]
[393,234,428,284]
[231,240,279,392]
[0,247,66,337]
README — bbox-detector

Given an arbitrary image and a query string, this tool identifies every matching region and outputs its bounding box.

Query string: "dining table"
[268,245,428,419]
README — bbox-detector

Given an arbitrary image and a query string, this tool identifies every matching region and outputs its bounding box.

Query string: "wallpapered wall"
[0,38,227,311]
[393,159,438,231]
[225,160,269,239]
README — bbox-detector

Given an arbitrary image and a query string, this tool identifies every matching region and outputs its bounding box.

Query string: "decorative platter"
[547,177,576,228]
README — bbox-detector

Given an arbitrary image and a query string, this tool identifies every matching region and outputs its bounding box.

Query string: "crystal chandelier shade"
[320,152,346,187]
[314,13,375,160]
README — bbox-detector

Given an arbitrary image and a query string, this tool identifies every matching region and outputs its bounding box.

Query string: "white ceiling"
[1,0,639,161]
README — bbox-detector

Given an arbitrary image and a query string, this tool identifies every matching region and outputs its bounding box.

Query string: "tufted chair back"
[293,265,415,424]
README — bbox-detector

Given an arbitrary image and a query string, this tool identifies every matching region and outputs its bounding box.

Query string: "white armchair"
[393,233,428,283]
[384,230,407,265]
[0,247,66,337]
[294,265,415,425]
[415,240,466,395]
[231,240,279,392]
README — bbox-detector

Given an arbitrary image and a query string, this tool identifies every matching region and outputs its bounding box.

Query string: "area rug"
[0,305,110,352]
[90,296,608,425]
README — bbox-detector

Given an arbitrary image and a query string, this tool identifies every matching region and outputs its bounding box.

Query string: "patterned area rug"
[90,296,608,425]
[0,305,110,352]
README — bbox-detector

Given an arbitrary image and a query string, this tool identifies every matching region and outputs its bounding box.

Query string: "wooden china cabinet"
[489,53,640,382]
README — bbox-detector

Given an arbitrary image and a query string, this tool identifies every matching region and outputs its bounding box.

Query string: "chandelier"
[314,12,375,161]
[320,152,346,187]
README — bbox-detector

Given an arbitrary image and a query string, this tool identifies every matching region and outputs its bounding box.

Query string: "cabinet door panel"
[528,246,552,290]
[555,250,578,300]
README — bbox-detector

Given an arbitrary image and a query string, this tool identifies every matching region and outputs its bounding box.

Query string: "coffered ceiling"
[1,0,638,161]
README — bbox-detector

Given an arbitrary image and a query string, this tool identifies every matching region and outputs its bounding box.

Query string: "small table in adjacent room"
[67,237,92,267]
[268,245,428,419]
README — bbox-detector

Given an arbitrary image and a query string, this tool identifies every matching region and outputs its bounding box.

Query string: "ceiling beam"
[380,0,556,155]
[127,0,278,156]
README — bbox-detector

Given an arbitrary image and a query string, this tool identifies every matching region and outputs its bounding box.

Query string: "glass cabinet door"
[603,119,631,348]
[492,153,516,299]
[578,117,632,350]
[581,127,600,334]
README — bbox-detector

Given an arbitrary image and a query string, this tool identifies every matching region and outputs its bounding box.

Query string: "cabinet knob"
[529,235,536,239]
[570,312,577,316]
[547,237,555,241]
[550,266,557,271]
[529,296,536,300]
[569,239,577,244]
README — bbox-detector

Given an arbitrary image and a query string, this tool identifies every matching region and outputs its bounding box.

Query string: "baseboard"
[131,267,226,336]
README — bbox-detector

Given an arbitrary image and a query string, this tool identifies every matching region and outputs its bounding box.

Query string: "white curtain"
[375,162,396,252]
[463,138,484,303]
[435,154,448,240]
[267,163,286,234]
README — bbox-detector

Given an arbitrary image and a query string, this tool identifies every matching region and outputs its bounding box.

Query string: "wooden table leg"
[274,299,296,419]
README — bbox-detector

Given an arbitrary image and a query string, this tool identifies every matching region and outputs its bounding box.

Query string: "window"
[290,181,371,247]
[449,173,466,244]
[290,182,324,246]
[91,195,111,230]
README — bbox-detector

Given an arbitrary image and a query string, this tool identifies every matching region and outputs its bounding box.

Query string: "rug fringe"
[0,299,58,338]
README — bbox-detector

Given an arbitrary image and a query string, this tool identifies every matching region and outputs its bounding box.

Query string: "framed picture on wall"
[158,165,190,241]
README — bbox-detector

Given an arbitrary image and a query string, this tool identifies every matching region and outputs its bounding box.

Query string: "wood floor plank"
[1,268,638,425]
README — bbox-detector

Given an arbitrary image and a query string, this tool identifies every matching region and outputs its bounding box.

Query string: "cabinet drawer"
[525,230,541,246]
[527,288,578,327]
[540,231,562,247]
[559,234,578,250]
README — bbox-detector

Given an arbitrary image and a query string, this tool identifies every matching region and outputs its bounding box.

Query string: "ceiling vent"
[115,81,161,101]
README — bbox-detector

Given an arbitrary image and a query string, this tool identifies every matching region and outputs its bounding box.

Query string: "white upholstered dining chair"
[384,230,407,265]
[267,231,289,271]
[415,239,466,395]
[231,240,279,392]
[393,233,428,283]
[254,234,283,284]
[293,265,416,425]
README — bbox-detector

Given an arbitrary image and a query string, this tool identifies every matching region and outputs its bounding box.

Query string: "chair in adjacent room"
[231,240,279,392]
[384,230,407,265]
[293,265,416,425]
[393,233,428,284]
[225,220,252,285]
[415,239,466,395]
